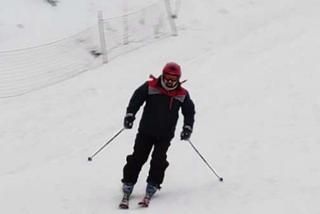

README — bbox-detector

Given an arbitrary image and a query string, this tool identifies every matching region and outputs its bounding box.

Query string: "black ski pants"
[122,132,171,187]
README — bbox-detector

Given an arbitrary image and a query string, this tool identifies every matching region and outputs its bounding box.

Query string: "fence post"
[97,11,108,63]
[163,0,178,36]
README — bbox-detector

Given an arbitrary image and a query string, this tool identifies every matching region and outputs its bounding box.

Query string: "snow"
[1,0,320,213]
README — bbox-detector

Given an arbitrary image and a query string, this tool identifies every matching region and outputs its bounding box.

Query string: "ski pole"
[187,139,224,182]
[88,128,125,161]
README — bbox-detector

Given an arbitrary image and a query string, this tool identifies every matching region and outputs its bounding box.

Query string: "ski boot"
[138,183,159,207]
[119,183,134,209]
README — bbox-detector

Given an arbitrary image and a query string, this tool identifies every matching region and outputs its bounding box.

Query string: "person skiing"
[119,62,195,208]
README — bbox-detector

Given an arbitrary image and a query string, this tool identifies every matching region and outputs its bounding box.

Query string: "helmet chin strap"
[160,75,178,91]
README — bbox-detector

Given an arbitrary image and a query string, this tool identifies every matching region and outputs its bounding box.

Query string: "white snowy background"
[1,0,320,213]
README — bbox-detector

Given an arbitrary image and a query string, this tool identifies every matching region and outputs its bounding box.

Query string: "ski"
[138,196,151,207]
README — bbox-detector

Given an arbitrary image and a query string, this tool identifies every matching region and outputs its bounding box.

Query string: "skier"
[119,62,195,208]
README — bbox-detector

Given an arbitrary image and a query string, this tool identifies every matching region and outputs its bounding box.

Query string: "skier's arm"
[126,82,148,115]
[181,92,195,130]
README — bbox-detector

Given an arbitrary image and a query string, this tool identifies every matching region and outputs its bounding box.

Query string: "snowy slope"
[1,0,320,214]
[0,0,155,50]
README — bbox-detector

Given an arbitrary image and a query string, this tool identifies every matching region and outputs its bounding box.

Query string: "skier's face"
[163,74,179,88]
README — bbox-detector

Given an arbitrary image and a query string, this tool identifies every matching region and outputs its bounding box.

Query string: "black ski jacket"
[126,77,195,138]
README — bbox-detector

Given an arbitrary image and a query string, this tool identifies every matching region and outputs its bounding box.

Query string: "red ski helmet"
[162,62,181,78]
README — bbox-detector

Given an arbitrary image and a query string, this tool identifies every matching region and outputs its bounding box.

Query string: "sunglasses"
[163,74,179,82]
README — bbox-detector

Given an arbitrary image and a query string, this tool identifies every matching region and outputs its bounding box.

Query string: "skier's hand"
[124,113,135,129]
[180,125,192,141]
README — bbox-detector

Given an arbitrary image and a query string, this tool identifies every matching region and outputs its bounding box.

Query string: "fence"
[0,27,101,98]
[0,0,177,98]
[98,0,177,63]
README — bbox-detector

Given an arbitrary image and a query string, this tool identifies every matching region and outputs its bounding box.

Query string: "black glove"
[124,113,135,129]
[180,125,192,141]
